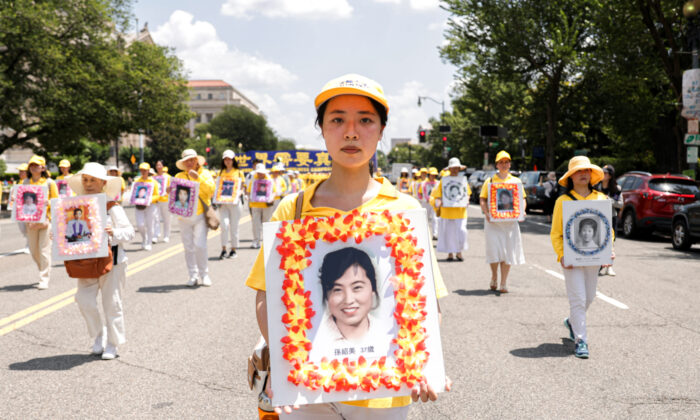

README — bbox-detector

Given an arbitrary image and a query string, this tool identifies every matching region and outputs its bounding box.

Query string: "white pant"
[153,201,171,240]
[436,218,469,253]
[179,214,208,278]
[26,225,51,284]
[280,403,409,420]
[219,202,242,248]
[564,266,599,343]
[251,206,273,246]
[135,205,156,246]
[75,262,127,346]
[423,202,438,237]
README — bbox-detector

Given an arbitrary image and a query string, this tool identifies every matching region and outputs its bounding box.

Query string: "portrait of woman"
[255,181,268,198]
[174,186,190,210]
[575,217,599,251]
[221,180,235,197]
[22,192,38,216]
[136,186,148,199]
[65,208,91,243]
[497,188,514,211]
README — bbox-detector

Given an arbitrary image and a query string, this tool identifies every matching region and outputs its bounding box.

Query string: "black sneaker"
[219,250,227,260]
[228,249,237,258]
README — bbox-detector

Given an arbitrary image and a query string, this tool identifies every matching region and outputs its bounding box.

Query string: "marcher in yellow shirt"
[478,151,526,293]
[246,73,451,418]
[153,160,172,243]
[24,155,59,289]
[133,162,161,251]
[430,157,471,262]
[107,166,126,201]
[247,163,275,249]
[216,150,246,259]
[56,159,72,180]
[550,156,615,359]
[174,149,215,287]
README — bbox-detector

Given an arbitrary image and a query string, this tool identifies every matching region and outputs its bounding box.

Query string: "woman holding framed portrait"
[15,163,31,254]
[153,160,172,244]
[245,73,451,418]
[479,151,526,293]
[24,155,59,290]
[550,156,615,359]
[247,163,275,249]
[429,157,471,262]
[217,150,245,259]
[133,162,161,251]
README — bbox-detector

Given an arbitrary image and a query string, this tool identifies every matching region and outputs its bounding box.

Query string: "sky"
[132,0,457,153]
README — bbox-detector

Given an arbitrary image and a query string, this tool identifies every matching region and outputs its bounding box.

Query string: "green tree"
[376,150,388,172]
[277,139,297,150]
[200,105,278,153]
[0,158,6,175]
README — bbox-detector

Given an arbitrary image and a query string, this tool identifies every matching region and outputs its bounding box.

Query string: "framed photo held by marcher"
[440,176,469,208]
[12,185,49,223]
[487,182,525,222]
[562,200,613,267]
[130,182,154,207]
[168,177,199,217]
[50,194,108,262]
[262,209,446,407]
[250,179,273,203]
[56,180,72,198]
[214,178,241,204]
[153,175,167,197]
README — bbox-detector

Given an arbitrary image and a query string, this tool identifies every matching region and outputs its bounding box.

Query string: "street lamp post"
[417,96,445,115]
[205,132,211,166]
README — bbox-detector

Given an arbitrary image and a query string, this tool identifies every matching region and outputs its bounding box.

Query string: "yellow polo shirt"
[550,189,613,262]
[246,177,448,409]
[133,176,161,204]
[429,178,471,219]
[174,168,215,216]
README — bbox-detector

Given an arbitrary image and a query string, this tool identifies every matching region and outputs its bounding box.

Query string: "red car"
[617,171,700,237]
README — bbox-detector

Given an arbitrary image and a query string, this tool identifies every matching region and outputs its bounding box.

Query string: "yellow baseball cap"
[428,167,439,176]
[28,155,46,166]
[139,162,151,170]
[420,167,428,174]
[315,73,389,114]
[18,163,29,171]
[495,150,511,162]
[58,159,71,168]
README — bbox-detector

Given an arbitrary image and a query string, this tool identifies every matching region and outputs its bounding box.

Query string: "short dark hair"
[23,192,37,202]
[176,185,190,200]
[73,208,83,217]
[315,97,388,128]
[498,189,512,200]
[319,247,377,303]
[579,218,597,234]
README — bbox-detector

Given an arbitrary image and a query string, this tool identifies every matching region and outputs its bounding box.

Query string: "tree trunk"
[545,66,563,171]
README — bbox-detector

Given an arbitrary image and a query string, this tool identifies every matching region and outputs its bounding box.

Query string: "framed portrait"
[397,178,411,194]
[12,185,49,223]
[214,178,241,204]
[50,194,108,261]
[422,180,438,203]
[153,175,167,197]
[563,200,613,266]
[440,176,469,208]
[487,182,525,222]
[168,177,199,217]
[250,178,273,203]
[56,180,72,198]
[130,182,154,207]
[263,209,446,406]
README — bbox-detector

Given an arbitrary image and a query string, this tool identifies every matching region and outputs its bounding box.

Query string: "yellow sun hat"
[428,167,439,176]
[558,156,604,187]
[420,167,428,174]
[314,73,389,114]
[139,162,151,171]
[58,159,71,168]
[495,150,511,163]
[28,155,46,166]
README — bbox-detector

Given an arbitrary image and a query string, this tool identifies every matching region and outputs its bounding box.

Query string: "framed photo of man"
[487,182,525,222]
[50,194,108,261]
[168,178,199,217]
[263,209,446,407]
[56,180,72,198]
[12,185,49,223]
[130,182,154,207]
[562,200,613,266]
[250,179,273,203]
[215,178,241,204]
[440,176,469,208]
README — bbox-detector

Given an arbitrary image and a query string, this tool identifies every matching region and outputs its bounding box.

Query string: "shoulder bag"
[199,196,220,230]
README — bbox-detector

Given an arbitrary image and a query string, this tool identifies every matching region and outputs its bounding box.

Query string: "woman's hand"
[560,259,573,269]
[105,226,113,237]
[411,376,452,402]
[188,169,199,180]
[28,221,49,230]
[434,198,442,208]
[265,373,300,414]
[601,250,615,268]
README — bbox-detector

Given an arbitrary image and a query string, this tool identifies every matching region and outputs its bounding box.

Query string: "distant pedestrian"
[550,156,615,359]
[543,171,558,223]
[247,163,274,249]
[15,163,30,254]
[596,164,622,276]
[431,157,470,262]
[68,163,134,360]
[153,160,172,243]
[217,150,245,259]
[133,162,160,251]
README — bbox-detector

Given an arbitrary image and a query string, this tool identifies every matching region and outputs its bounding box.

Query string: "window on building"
[195,114,201,123]
[208,93,213,100]
[219,93,226,100]
[196,93,201,100]
[206,113,214,122]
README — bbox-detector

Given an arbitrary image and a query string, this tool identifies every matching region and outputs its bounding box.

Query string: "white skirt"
[437,218,469,253]
[484,220,525,265]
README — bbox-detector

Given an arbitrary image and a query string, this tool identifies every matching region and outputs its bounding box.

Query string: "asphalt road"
[1,205,698,419]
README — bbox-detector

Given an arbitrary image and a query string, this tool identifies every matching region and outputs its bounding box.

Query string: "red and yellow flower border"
[488,182,521,220]
[275,210,429,393]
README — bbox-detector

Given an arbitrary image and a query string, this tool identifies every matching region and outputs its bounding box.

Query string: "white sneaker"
[162,237,170,243]
[186,276,198,287]
[251,242,259,249]
[101,344,117,360]
[91,330,106,355]
[201,275,212,287]
[22,247,30,254]
[144,244,152,251]
[152,238,158,244]
[36,281,49,290]
[606,267,616,276]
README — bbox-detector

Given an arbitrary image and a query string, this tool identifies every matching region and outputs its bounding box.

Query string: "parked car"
[671,192,700,250]
[617,171,700,237]
[468,170,496,203]
[519,171,549,213]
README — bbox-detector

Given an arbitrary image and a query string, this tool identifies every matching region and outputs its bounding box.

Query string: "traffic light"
[442,136,447,142]
[206,147,211,153]
[419,130,426,143]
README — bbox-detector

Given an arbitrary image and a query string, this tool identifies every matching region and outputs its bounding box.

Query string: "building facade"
[186,80,260,136]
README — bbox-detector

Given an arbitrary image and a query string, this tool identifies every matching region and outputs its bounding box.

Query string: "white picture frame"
[562,199,613,267]
[441,176,469,208]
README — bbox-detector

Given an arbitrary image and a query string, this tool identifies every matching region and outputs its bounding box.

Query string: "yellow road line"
[0,215,251,336]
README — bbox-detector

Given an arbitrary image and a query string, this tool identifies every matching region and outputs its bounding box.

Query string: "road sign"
[439,125,452,133]
[687,146,698,164]
[685,134,700,145]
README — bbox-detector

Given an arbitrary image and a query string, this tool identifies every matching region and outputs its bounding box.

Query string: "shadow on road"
[510,338,574,358]
[0,284,37,292]
[136,284,192,293]
[452,288,496,297]
[9,354,99,371]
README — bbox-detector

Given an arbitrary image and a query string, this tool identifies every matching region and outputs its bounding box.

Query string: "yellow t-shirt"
[550,189,613,262]
[56,174,71,180]
[429,178,472,219]
[133,176,161,204]
[245,177,448,409]
[174,168,215,216]
[479,173,526,199]
[154,173,171,203]
[28,177,59,221]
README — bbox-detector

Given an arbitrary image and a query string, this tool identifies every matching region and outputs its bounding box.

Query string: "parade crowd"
[6,73,620,419]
